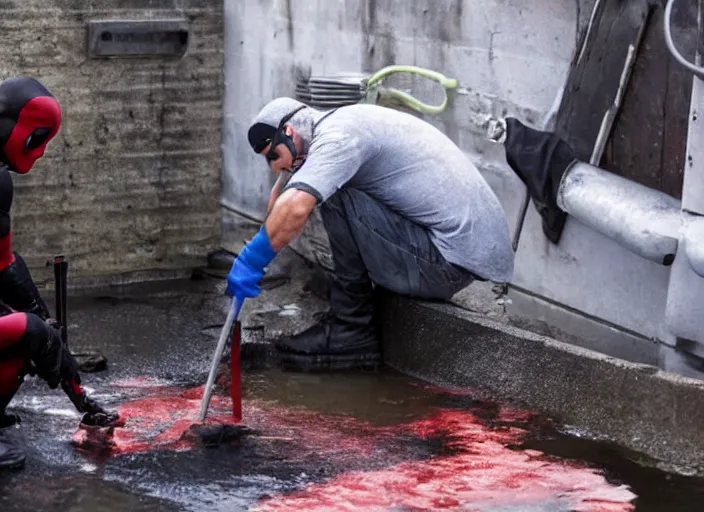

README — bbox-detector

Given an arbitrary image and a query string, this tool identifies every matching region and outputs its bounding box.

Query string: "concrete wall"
[223,0,585,220]
[222,1,689,363]
[0,0,223,280]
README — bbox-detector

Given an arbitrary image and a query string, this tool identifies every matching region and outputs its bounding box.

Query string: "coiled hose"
[365,65,459,115]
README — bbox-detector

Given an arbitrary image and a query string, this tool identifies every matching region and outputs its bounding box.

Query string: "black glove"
[81,395,107,417]
[24,315,62,389]
[0,252,51,320]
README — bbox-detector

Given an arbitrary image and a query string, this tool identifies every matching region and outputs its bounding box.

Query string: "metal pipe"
[684,215,704,276]
[557,162,681,265]
[576,0,602,67]
[590,43,638,166]
[199,297,243,422]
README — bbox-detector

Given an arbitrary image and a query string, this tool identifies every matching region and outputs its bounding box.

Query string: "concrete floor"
[0,268,702,511]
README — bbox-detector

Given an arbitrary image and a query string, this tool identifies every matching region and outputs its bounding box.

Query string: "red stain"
[72,383,636,511]
[112,387,239,454]
[72,384,238,456]
[254,409,636,512]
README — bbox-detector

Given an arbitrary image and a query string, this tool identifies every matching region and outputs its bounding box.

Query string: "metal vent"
[295,73,368,109]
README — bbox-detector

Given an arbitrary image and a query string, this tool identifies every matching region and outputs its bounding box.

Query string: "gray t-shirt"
[285,104,514,283]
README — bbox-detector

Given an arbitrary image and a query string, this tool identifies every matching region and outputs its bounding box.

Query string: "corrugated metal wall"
[0,0,223,280]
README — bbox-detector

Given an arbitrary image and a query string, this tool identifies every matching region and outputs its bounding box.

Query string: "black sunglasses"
[255,106,306,162]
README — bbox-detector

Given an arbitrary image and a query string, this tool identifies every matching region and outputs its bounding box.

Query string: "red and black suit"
[0,77,78,441]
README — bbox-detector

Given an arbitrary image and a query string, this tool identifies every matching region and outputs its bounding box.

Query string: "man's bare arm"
[266,172,292,217]
[264,188,317,251]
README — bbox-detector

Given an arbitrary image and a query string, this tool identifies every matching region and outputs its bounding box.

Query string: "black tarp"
[504,118,578,244]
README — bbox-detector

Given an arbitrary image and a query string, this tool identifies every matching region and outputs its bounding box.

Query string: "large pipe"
[684,215,704,276]
[557,162,682,266]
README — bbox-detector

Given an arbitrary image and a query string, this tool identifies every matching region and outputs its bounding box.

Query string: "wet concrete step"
[378,291,704,477]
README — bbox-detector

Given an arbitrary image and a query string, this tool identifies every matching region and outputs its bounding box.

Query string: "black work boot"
[0,390,20,430]
[275,313,380,372]
[0,412,20,429]
[0,433,25,470]
[275,277,381,372]
[0,404,25,471]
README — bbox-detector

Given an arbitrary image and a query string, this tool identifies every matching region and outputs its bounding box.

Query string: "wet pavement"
[1,271,704,511]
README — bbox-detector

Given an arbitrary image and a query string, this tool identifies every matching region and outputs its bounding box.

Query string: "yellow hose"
[365,65,459,115]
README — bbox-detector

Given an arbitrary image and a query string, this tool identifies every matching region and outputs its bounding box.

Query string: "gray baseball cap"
[247,97,307,153]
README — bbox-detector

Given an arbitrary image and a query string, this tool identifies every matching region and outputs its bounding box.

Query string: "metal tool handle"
[198,297,242,421]
[53,256,68,344]
[230,318,242,422]
[53,256,104,417]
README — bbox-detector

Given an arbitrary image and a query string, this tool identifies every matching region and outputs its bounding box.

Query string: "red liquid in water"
[255,409,636,512]
[72,383,636,511]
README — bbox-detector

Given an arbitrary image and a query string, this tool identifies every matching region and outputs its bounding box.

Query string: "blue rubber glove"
[226,226,277,300]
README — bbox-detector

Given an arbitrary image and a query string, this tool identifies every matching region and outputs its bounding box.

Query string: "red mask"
[0,77,62,174]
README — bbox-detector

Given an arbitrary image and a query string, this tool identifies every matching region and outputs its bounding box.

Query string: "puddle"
[0,277,703,511]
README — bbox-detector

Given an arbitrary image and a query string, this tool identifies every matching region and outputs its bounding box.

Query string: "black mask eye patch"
[26,127,52,150]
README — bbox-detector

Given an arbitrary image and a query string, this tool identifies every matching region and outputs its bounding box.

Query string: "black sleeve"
[0,163,14,265]
[0,164,51,319]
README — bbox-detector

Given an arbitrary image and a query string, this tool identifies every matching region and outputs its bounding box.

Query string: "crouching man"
[227,98,514,371]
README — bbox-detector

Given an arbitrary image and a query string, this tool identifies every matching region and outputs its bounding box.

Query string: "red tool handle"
[230,320,242,422]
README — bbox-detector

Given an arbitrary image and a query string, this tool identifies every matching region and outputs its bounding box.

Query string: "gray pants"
[319,189,475,325]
